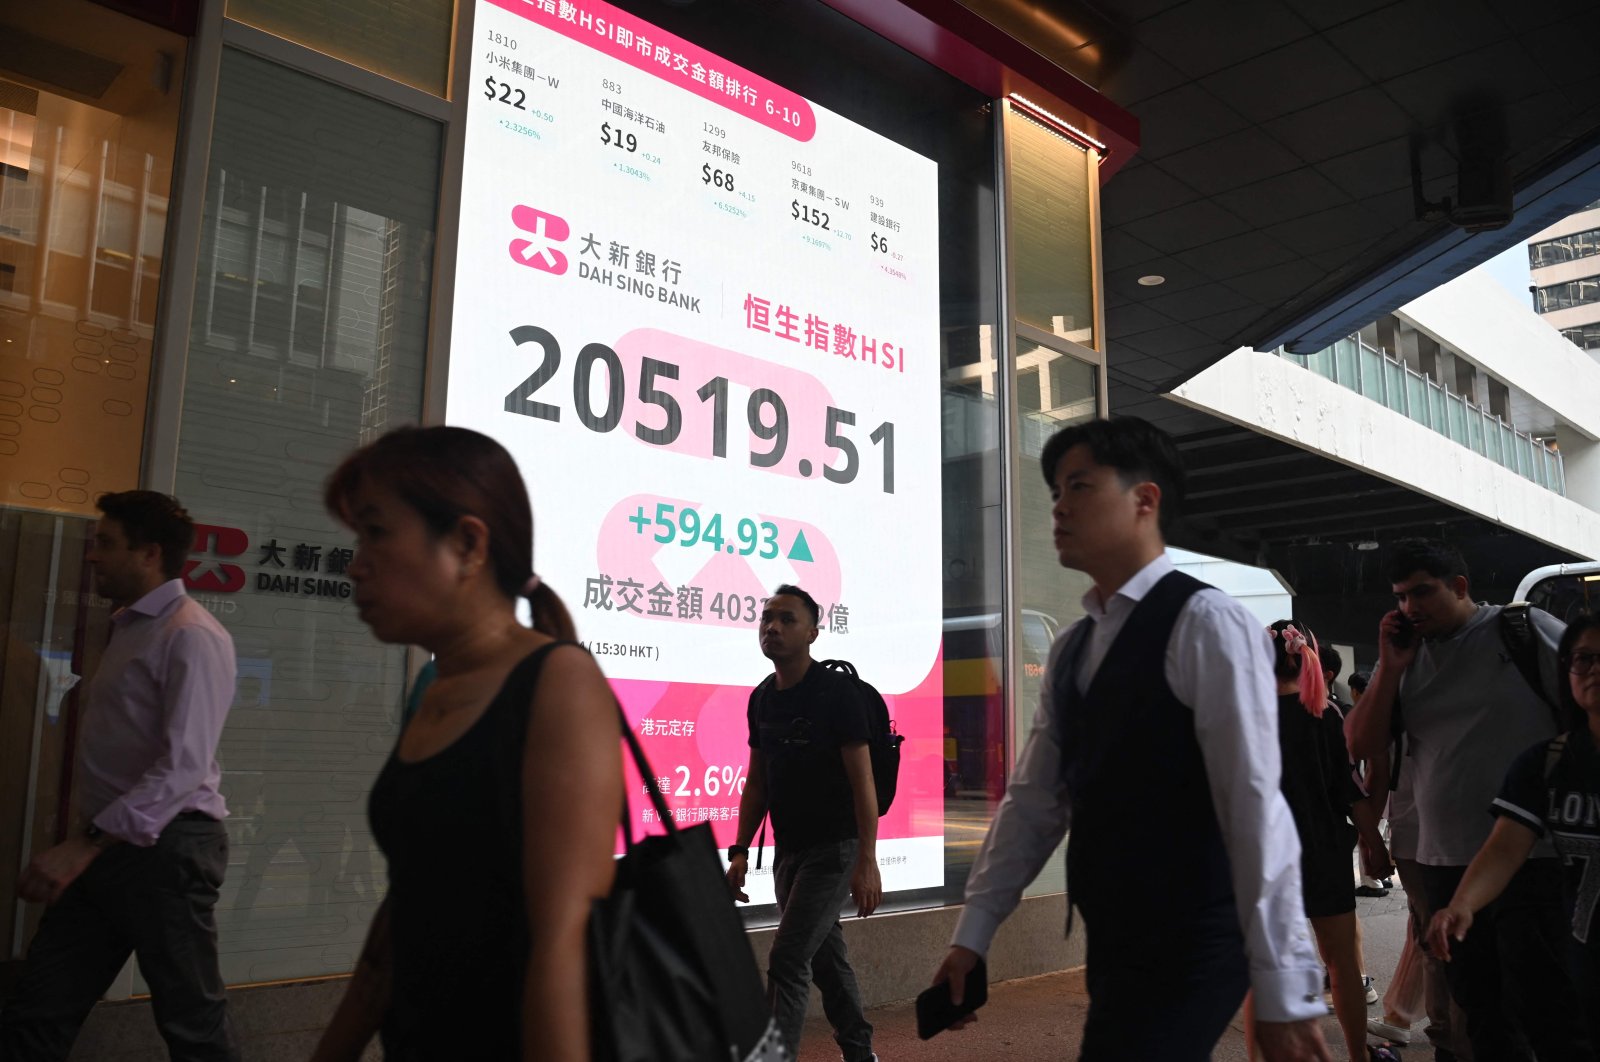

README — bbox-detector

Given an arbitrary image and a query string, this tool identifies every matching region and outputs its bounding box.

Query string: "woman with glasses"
[1429,613,1600,1048]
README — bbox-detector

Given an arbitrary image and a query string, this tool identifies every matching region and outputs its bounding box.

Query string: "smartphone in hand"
[915,958,988,1039]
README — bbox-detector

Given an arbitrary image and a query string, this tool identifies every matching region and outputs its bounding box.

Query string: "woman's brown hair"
[324,426,576,641]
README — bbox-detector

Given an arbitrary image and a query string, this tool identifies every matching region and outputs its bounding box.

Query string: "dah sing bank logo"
[183,524,249,594]
[508,205,570,276]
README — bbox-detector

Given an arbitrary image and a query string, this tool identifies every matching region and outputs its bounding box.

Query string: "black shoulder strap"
[1499,604,1558,718]
[1545,732,1570,782]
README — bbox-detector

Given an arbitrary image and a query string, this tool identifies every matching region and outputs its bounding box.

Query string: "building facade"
[1,0,1129,1040]
[1530,200,1600,354]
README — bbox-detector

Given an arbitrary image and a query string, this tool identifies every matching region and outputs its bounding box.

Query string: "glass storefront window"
[227,0,455,97]
[170,48,440,987]
[1001,99,1103,899]
[1014,342,1097,898]
[1,0,186,967]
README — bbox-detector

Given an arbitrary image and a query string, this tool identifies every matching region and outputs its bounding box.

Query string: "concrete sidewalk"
[794,887,1419,1061]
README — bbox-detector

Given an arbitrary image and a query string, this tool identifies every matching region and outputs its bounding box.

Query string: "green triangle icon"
[787,530,814,563]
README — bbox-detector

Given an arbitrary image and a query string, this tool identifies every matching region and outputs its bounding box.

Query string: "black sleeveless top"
[369,644,563,1060]
[1053,571,1239,946]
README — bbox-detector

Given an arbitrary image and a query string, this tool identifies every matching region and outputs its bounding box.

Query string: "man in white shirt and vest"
[932,417,1330,1061]
[2,491,239,1060]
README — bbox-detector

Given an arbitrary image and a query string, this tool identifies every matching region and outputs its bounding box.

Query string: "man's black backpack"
[750,660,904,868]
[1499,602,1561,719]
[818,658,904,815]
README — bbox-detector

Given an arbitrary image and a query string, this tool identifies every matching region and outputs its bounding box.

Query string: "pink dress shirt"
[78,579,236,846]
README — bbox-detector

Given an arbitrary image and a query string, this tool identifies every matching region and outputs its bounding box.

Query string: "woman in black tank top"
[310,427,622,1062]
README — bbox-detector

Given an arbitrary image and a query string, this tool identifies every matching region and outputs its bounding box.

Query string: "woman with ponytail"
[1266,620,1386,1061]
[311,426,621,1062]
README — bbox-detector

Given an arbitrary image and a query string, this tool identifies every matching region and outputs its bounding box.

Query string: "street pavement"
[795,885,1419,1061]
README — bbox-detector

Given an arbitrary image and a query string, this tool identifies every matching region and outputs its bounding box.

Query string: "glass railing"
[1277,337,1567,496]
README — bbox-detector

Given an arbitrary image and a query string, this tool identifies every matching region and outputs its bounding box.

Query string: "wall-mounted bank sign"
[449,0,944,902]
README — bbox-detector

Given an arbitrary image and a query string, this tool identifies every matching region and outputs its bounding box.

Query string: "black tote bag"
[588,707,785,1062]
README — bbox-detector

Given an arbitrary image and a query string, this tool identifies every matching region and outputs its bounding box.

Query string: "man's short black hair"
[96,490,195,581]
[770,584,821,626]
[1322,646,1344,682]
[1348,670,1371,694]
[1038,416,1186,535]
[1385,538,1469,586]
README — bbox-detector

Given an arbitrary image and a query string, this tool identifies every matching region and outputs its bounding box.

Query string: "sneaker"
[1363,975,1378,1004]
[1368,1017,1412,1044]
[1354,883,1390,897]
[1368,1045,1403,1062]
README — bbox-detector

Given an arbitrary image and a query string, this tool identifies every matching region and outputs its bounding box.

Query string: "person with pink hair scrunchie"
[1261,620,1385,1061]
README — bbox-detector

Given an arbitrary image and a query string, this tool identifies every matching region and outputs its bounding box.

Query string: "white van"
[1515,562,1600,623]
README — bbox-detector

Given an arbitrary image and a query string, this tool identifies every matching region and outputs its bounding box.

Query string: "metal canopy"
[1069,0,1600,426]
[979,0,1600,567]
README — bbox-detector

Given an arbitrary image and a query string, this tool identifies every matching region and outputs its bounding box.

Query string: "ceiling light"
[1137,275,1165,286]
[1356,540,1380,551]
[1007,93,1107,155]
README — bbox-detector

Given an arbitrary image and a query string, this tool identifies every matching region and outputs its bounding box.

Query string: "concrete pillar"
[1374,316,1400,357]
[1557,424,1600,512]
[1489,378,1510,420]
[1454,354,1476,399]
[1416,332,1441,381]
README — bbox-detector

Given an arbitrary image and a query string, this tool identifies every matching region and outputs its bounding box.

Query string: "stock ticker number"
[483,76,527,110]
[501,325,896,493]
[628,505,781,560]
[702,164,734,190]
[792,201,830,230]
[600,122,637,153]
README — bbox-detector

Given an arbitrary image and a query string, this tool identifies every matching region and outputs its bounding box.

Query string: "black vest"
[1053,570,1240,945]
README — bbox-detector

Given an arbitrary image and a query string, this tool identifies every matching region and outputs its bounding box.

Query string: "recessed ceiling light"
[1137,274,1165,286]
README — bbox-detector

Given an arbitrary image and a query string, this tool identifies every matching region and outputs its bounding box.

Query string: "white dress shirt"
[951,553,1323,1023]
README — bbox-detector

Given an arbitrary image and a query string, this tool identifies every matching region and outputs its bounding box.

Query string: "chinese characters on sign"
[743,292,906,372]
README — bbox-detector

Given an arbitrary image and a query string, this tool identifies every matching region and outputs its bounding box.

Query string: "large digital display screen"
[451,0,944,902]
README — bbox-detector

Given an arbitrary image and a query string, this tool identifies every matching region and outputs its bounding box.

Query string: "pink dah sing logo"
[508,205,570,275]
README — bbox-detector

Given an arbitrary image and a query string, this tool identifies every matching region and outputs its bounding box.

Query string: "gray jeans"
[768,839,873,1061]
[0,816,238,1061]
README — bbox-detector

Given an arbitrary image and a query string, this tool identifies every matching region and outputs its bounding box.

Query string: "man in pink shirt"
[2,491,239,1061]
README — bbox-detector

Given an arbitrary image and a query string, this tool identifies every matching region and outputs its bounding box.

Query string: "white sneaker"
[1363,975,1378,1004]
[1367,1016,1411,1044]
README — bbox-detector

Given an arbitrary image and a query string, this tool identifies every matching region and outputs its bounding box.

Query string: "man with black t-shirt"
[726,584,880,1062]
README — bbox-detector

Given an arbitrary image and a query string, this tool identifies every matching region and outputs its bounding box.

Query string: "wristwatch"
[727,844,749,861]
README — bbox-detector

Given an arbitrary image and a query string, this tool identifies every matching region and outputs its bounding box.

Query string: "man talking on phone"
[1344,539,1583,1061]
[932,418,1329,1061]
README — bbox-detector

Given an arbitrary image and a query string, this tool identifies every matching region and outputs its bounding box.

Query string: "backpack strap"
[1544,732,1570,782]
[1500,603,1558,722]
[748,676,774,869]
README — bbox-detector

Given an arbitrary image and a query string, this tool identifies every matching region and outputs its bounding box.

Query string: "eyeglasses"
[1567,651,1600,676]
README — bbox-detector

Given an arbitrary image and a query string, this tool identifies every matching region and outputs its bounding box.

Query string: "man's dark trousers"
[1419,858,1591,1062]
[0,816,238,1061]
[1079,896,1250,1061]
[767,839,873,1061]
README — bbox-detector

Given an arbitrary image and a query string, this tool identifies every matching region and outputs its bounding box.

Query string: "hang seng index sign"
[449,0,944,903]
